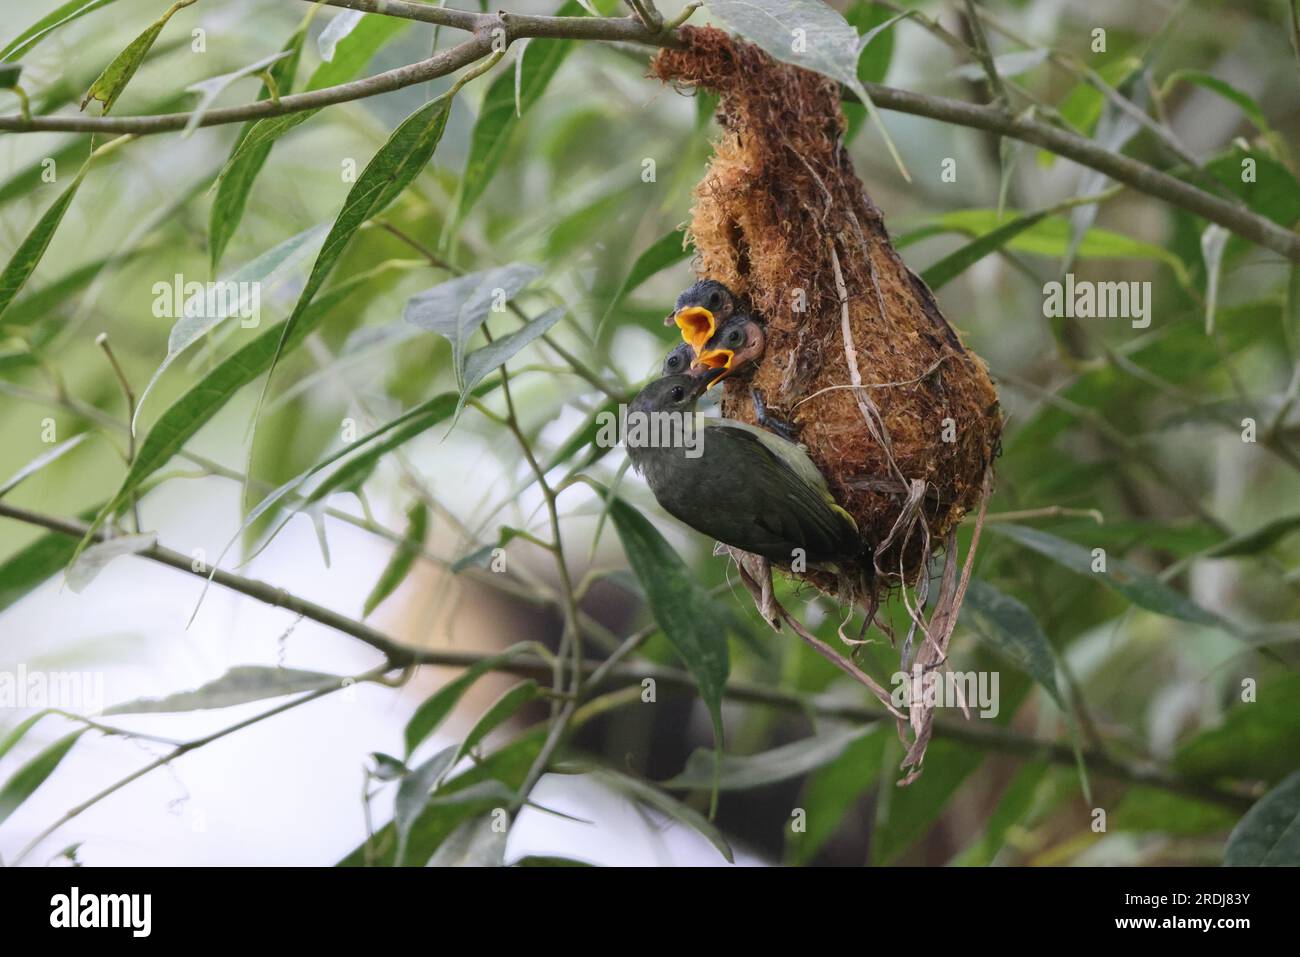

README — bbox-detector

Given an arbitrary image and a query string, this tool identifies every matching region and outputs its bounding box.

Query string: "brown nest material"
[653,29,1003,779]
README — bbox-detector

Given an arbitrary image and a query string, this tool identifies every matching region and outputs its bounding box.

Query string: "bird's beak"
[673,306,715,352]
[692,347,735,389]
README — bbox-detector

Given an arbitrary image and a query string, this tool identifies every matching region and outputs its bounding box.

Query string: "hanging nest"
[653,29,1004,780]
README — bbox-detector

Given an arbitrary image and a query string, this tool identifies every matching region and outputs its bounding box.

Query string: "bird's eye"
[708,292,721,309]
[666,354,682,370]
[669,386,685,402]
[726,329,744,346]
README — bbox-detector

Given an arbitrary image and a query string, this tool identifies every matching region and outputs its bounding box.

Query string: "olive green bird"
[626,371,860,564]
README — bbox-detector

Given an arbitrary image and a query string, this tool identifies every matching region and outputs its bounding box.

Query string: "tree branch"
[0,5,1291,259]
[0,500,1257,813]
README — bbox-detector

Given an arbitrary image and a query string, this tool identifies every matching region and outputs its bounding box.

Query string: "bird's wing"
[704,423,858,558]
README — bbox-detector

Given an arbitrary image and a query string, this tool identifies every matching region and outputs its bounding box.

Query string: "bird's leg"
[750,388,799,441]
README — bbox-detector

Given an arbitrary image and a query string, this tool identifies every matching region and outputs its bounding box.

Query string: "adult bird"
[626,372,860,564]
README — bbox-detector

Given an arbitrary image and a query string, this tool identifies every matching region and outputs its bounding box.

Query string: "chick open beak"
[691,347,735,389]
[673,306,715,352]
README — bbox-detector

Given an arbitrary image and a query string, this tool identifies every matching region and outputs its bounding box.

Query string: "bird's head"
[670,279,738,352]
[630,370,719,418]
[661,341,700,378]
[692,315,766,388]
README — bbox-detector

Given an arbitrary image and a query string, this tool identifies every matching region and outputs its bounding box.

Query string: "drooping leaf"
[991,524,1232,632]
[608,498,729,813]
[442,682,541,780]
[0,433,90,500]
[426,813,508,866]
[403,263,543,390]
[1162,69,1274,137]
[0,729,85,827]
[706,0,909,180]
[594,230,690,343]
[590,767,734,863]
[1175,674,1300,784]
[317,10,364,62]
[362,502,428,617]
[182,50,292,138]
[787,725,889,864]
[0,506,101,615]
[1,0,121,62]
[449,0,602,231]
[80,0,190,113]
[0,166,89,321]
[843,2,904,140]
[962,579,1064,708]
[403,643,544,756]
[65,533,156,594]
[921,209,1051,290]
[0,712,56,763]
[104,666,346,714]
[208,13,403,270]
[1204,514,1300,558]
[458,306,565,415]
[1114,786,1238,837]
[134,223,329,431]
[393,745,458,865]
[663,725,874,791]
[0,64,20,88]
[1224,770,1300,865]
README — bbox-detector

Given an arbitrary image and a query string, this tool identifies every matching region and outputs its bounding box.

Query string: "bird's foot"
[750,388,799,441]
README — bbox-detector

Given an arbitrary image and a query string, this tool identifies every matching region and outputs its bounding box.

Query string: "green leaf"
[104,666,346,714]
[951,48,1049,81]
[80,0,188,113]
[1204,514,1300,558]
[317,10,364,61]
[263,91,459,398]
[104,275,368,525]
[182,50,292,138]
[594,230,690,343]
[1037,58,1140,166]
[65,533,156,594]
[1163,69,1273,137]
[608,497,729,813]
[1175,674,1300,784]
[991,524,1231,632]
[920,209,1050,290]
[513,854,594,866]
[339,727,544,865]
[589,767,734,863]
[443,682,540,779]
[362,502,427,617]
[426,813,508,866]
[0,506,101,615]
[404,643,543,756]
[1224,771,1300,865]
[0,712,56,763]
[0,64,20,88]
[403,263,543,391]
[953,761,1049,865]
[0,165,88,321]
[458,306,564,415]
[1,0,120,62]
[449,0,595,231]
[0,433,90,500]
[706,0,909,181]
[906,208,1191,286]
[962,579,1063,708]
[787,725,889,864]
[393,745,458,864]
[208,13,404,271]
[663,725,874,791]
[1114,787,1238,837]
[134,223,329,431]
[843,2,903,140]
[0,729,84,827]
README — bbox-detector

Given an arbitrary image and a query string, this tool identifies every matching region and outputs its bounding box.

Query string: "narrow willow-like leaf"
[1224,771,1300,865]
[0,0,120,61]
[403,643,543,756]
[208,11,409,252]
[403,263,543,390]
[362,502,427,617]
[991,524,1233,632]
[441,681,540,782]
[182,50,292,138]
[133,223,329,432]
[0,166,89,321]
[0,712,56,763]
[65,533,156,593]
[80,0,192,113]
[458,306,564,416]
[1204,514,1300,558]
[594,230,690,343]
[663,726,873,791]
[448,0,599,233]
[608,498,729,814]
[0,506,102,615]
[921,210,1049,290]
[0,730,85,827]
[962,579,1064,708]
[0,433,90,499]
[590,767,734,863]
[104,666,345,714]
